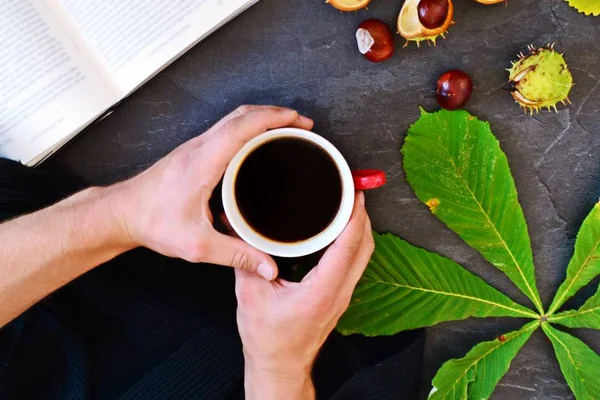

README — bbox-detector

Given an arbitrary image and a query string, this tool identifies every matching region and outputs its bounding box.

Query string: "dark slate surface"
[45,0,600,398]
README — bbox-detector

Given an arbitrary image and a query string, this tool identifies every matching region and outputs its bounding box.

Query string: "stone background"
[46,0,600,398]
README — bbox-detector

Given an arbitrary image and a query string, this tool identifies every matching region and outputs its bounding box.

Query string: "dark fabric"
[0,158,424,400]
[329,334,424,400]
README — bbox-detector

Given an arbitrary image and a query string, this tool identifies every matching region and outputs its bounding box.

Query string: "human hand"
[235,193,374,399]
[108,105,313,280]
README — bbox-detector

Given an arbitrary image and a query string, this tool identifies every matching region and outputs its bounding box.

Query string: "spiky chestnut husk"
[508,44,573,114]
[565,0,600,16]
[326,0,371,11]
[397,0,454,47]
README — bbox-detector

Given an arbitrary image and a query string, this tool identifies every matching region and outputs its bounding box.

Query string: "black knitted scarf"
[0,158,424,400]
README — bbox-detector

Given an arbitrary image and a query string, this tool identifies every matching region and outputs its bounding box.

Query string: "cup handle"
[352,169,386,190]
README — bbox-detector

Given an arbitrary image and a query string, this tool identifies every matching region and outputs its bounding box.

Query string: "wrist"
[245,365,314,400]
[65,186,137,252]
[103,184,138,250]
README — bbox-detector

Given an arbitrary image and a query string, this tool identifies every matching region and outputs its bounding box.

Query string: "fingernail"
[257,263,274,280]
[359,192,365,206]
[286,109,299,117]
[299,115,312,124]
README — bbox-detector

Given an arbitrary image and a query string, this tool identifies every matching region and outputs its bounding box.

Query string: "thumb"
[204,232,278,281]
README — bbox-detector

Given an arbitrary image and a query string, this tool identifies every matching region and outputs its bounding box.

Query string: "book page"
[0,0,116,165]
[51,0,257,95]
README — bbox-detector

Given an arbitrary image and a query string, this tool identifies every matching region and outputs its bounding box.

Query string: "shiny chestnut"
[418,0,450,30]
[356,19,394,63]
[436,69,473,110]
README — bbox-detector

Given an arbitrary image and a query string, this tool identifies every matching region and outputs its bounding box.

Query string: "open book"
[0,0,258,166]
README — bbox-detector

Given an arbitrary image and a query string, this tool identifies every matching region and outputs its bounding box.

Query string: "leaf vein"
[361,277,538,318]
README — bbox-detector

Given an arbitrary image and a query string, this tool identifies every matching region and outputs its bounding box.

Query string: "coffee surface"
[234,137,342,243]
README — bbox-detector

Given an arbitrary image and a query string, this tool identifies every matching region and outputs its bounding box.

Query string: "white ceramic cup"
[222,128,355,258]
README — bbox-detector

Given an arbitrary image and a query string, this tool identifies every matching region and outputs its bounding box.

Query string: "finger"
[190,105,312,148]
[234,267,269,308]
[199,108,314,186]
[206,105,260,134]
[234,267,268,288]
[182,105,259,148]
[302,192,367,295]
[203,231,279,281]
[338,215,374,299]
[203,105,285,139]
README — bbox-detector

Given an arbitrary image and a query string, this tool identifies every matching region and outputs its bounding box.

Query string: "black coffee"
[234,137,343,243]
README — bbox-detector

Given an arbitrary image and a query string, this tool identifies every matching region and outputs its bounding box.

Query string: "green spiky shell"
[508,46,573,112]
[565,0,600,16]
[405,32,447,48]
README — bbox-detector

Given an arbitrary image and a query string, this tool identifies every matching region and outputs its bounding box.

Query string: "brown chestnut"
[418,0,450,30]
[436,69,473,110]
[356,19,394,63]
